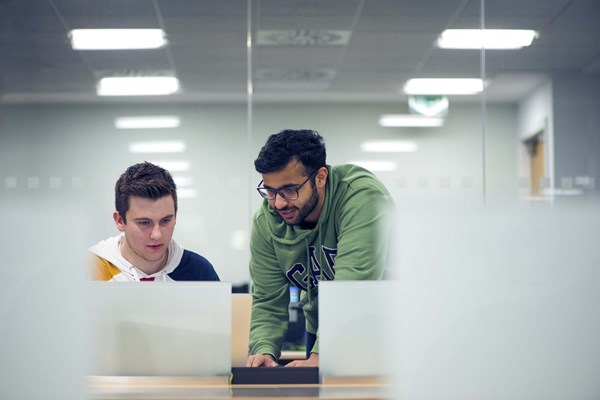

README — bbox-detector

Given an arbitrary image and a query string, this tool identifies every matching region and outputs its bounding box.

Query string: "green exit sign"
[409,95,449,117]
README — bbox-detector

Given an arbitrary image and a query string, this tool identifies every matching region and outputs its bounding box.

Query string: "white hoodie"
[89,234,184,282]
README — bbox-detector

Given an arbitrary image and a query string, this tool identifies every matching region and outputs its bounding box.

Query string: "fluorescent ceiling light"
[128,141,186,154]
[97,76,179,96]
[115,116,180,129]
[438,29,537,49]
[172,176,194,187]
[379,114,444,127]
[349,160,397,172]
[404,78,484,95]
[149,160,191,172]
[231,230,248,251]
[69,29,166,50]
[361,141,418,153]
[177,188,197,199]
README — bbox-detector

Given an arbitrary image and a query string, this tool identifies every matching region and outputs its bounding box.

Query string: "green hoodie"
[249,164,395,360]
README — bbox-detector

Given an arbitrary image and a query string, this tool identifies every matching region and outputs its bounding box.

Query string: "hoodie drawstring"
[129,265,142,282]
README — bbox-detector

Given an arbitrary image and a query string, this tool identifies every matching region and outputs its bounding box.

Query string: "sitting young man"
[89,161,220,282]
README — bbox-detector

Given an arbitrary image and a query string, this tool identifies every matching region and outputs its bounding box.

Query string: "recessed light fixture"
[97,76,179,96]
[231,230,248,251]
[69,29,166,50]
[404,78,484,95]
[437,29,537,49]
[177,188,198,199]
[349,160,397,172]
[172,176,194,187]
[361,141,418,153]
[379,114,444,127]
[128,141,186,154]
[149,160,191,172]
[115,116,181,129]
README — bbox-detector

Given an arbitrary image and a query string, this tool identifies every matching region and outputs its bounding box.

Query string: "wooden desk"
[279,350,306,361]
[88,375,393,399]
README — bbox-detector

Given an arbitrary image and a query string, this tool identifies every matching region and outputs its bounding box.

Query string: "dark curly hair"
[254,129,326,175]
[115,162,178,223]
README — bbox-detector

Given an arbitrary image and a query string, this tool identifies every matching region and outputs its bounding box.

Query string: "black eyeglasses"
[256,169,317,201]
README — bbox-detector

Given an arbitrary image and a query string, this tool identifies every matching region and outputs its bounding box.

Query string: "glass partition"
[1,0,599,398]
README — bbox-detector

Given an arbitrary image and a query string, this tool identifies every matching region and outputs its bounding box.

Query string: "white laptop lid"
[318,280,395,377]
[87,281,231,376]
[231,293,252,367]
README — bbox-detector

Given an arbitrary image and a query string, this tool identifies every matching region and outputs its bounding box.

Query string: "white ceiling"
[1,0,599,104]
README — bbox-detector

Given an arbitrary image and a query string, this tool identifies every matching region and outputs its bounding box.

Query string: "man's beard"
[279,181,319,225]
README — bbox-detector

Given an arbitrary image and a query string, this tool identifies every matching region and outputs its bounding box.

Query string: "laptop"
[87,281,232,376]
[318,280,396,378]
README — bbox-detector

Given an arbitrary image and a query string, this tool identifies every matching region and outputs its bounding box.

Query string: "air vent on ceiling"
[94,69,176,78]
[256,68,336,81]
[256,30,351,46]
[254,68,336,90]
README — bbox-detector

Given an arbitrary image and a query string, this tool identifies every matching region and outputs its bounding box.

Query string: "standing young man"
[89,162,220,282]
[247,130,395,367]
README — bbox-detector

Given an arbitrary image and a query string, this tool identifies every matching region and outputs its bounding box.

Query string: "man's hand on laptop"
[285,352,319,367]
[247,353,279,367]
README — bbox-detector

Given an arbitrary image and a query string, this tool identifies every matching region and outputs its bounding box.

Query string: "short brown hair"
[115,162,177,223]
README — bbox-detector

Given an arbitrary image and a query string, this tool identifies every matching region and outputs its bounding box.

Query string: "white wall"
[552,75,600,197]
[518,80,554,142]
[516,75,600,198]
[255,102,518,207]
[517,79,555,193]
[1,101,520,284]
